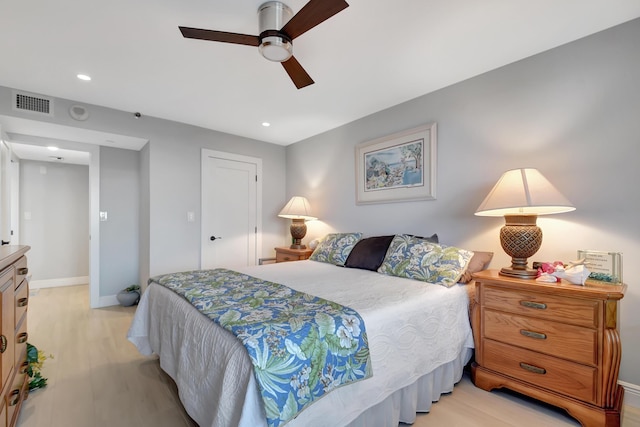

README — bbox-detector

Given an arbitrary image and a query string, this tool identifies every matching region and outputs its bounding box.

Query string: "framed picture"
[577,250,623,285]
[355,123,437,204]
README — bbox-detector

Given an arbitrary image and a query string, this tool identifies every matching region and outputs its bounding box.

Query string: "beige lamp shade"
[278,196,317,220]
[475,168,575,279]
[475,168,575,217]
[278,196,316,249]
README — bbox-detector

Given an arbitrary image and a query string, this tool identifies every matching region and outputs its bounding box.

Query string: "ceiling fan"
[179,0,349,89]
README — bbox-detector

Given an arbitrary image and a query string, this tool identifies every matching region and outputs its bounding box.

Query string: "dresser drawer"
[483,309,597,365]
[482,285,599,328]
[13,320,27,372]
[13,282,28,330]
[0,400,6,427]
[5,368,26,427]
[483,339,597,404]
[13,257,28,291]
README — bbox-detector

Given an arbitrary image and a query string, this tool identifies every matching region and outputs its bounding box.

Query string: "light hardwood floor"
[17,285,640,427]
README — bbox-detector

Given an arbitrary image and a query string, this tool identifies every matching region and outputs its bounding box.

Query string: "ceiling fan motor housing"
[258,1,293,62]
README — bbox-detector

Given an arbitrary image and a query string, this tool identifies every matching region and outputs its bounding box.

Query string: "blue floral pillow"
[378,234,474,287]
[309,233,363,266]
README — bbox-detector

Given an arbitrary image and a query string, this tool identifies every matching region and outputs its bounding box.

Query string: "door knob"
[210,236,222,241]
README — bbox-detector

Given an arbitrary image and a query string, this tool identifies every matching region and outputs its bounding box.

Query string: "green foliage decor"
[26,343,53,391]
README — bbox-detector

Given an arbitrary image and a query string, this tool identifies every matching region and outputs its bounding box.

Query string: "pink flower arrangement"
[536,261,565,282]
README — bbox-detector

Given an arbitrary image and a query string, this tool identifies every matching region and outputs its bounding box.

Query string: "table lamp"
[278,196,317,249]
[475,168,575,279]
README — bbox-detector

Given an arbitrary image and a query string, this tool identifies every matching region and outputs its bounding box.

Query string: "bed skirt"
[345,347,472,426]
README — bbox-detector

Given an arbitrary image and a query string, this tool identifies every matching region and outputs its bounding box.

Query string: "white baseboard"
[30,276,89,289]
[621,380,640,408]
[96,295,120,308]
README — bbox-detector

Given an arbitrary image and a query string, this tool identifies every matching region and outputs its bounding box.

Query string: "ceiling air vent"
[12,91,54,116]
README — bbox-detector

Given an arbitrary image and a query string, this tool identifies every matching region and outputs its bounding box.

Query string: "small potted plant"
[116,284,140,306]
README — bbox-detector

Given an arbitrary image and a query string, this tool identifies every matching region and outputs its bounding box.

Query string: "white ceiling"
[1,0,639,148]
[9,142,90,166]
[1,115,149,164]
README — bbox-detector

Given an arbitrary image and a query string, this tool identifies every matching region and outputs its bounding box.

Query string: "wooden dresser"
[0,246,30,427]
[471,270,625,427]
[274,247,313,263]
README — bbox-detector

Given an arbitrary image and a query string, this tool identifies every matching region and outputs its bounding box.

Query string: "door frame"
[4,136,100,307]
[200,149,263,268]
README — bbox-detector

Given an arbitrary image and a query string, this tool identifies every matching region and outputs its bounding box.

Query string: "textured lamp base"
[499,214,542,279]
[289,218,307,249]
[500,266,538,279]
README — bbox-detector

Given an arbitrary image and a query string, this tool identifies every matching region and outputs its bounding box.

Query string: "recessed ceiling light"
[77,74,92,81]
[262,122,271,127]
[47,146,59,151]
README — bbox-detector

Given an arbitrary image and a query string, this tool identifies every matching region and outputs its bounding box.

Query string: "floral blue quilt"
[152,268,372,427]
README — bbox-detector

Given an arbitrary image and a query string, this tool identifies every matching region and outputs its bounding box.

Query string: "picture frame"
[577,250,623,285]
[355,123,437,204]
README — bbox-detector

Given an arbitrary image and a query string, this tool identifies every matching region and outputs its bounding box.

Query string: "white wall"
[19,160,89,281]
[286,19,640,386]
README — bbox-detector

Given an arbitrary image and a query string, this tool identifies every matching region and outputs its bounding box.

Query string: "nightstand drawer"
[483,339,597,403]
[274,247,313,263]
[276,252,301,262]
[484,309,597,365]
[482,285,599,328]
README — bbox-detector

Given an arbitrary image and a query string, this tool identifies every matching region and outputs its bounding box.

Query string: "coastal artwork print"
[364,139,423,191]
[356,123,437,204]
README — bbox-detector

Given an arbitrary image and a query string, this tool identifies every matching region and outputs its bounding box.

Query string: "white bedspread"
[128,260,474,427]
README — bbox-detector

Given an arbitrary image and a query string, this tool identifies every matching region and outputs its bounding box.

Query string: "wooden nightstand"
[471,270,626,427]
[274,247,313,263]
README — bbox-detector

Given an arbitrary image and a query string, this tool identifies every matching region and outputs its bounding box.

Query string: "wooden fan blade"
[281,56,314,89]
[281,0,349,40]
[179,26,260,46]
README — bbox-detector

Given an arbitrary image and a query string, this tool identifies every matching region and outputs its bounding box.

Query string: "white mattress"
[128,260,474,427]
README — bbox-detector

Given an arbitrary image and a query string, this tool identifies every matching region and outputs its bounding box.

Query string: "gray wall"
[100,146,139,296]
[286,19,640,385]
[139,142,150,291]
[144,119,287,283]
[19,160,89,280]
[0,84,287,297]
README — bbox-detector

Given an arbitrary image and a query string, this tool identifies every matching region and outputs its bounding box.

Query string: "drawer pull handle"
[17,297,28,307]
[520,329,547,340]
[19,361,29,374]
[519,362,546,375]
[0,335,6,353]
[520,300,547,310]
[8,389,20,406]
[17,332,28,344]
[17,267,28,275]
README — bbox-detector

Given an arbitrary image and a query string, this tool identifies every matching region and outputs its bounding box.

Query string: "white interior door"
[201,150,262,269]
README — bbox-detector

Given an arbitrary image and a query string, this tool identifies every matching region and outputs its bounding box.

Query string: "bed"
[128,234,488,427]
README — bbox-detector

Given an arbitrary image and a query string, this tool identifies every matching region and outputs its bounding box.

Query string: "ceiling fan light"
[259,36,293,62]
